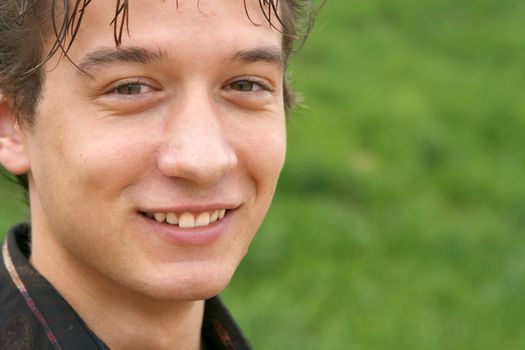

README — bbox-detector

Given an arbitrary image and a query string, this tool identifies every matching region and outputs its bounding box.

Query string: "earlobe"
[0,94,30,175]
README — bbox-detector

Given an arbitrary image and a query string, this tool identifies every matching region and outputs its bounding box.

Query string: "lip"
[138,207,236,246]
[139,203,239,214]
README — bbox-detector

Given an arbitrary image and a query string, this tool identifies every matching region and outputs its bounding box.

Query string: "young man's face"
[19,0,286,300]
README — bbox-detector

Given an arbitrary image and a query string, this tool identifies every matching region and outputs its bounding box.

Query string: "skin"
[0,1,286,349]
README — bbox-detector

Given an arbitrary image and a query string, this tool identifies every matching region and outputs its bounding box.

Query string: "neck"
[72,280,205,350]
[80,291,205,350]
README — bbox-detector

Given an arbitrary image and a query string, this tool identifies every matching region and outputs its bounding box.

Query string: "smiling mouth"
[140,209,228,229]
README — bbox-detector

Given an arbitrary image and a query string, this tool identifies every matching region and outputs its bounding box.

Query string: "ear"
[0,94,30,175]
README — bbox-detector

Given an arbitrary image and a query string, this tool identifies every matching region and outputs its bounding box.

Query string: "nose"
[157,90,238,187]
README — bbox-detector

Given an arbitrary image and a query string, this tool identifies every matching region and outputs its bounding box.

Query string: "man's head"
[0,0,320,302]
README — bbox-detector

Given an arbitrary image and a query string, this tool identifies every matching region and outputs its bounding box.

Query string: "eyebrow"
[78,46,168,73]
[231,46,284,67]
[77,45,284,74]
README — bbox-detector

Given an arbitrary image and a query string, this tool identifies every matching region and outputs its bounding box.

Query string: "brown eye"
[229,80,259,92]
[115,83,148,95]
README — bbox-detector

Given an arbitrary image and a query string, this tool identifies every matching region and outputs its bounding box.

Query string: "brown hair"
[0,0,323,190]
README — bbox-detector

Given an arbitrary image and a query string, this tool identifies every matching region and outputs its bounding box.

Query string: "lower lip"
[139,211,233,246]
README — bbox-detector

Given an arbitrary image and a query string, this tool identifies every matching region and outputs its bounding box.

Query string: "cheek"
[258,122,287,181]
[31,120,156,202]
[77,136,157,200]
[235,116,287,195]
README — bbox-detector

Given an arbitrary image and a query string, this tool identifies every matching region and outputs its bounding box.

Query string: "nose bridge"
[157,85,237,186]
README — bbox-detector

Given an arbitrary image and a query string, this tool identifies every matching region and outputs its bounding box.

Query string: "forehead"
[54,0,284,62]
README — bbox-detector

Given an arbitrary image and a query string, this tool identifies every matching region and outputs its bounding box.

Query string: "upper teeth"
[149,209,226,228]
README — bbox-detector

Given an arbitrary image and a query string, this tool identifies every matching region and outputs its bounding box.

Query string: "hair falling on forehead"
[15,0,294,71]
[110,0,290,45]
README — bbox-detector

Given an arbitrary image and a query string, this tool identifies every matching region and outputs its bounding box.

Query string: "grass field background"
[2,0,525,349]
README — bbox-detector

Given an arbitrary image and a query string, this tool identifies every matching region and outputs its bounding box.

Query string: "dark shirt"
[0,223,251,349]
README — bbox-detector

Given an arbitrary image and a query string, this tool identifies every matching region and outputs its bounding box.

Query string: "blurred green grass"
[0,177,28,232]
[2,0,525,348]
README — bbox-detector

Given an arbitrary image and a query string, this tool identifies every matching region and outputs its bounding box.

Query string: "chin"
[139,263,238,302]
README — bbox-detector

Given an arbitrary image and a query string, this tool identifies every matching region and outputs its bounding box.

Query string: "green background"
[2,0,525,348]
